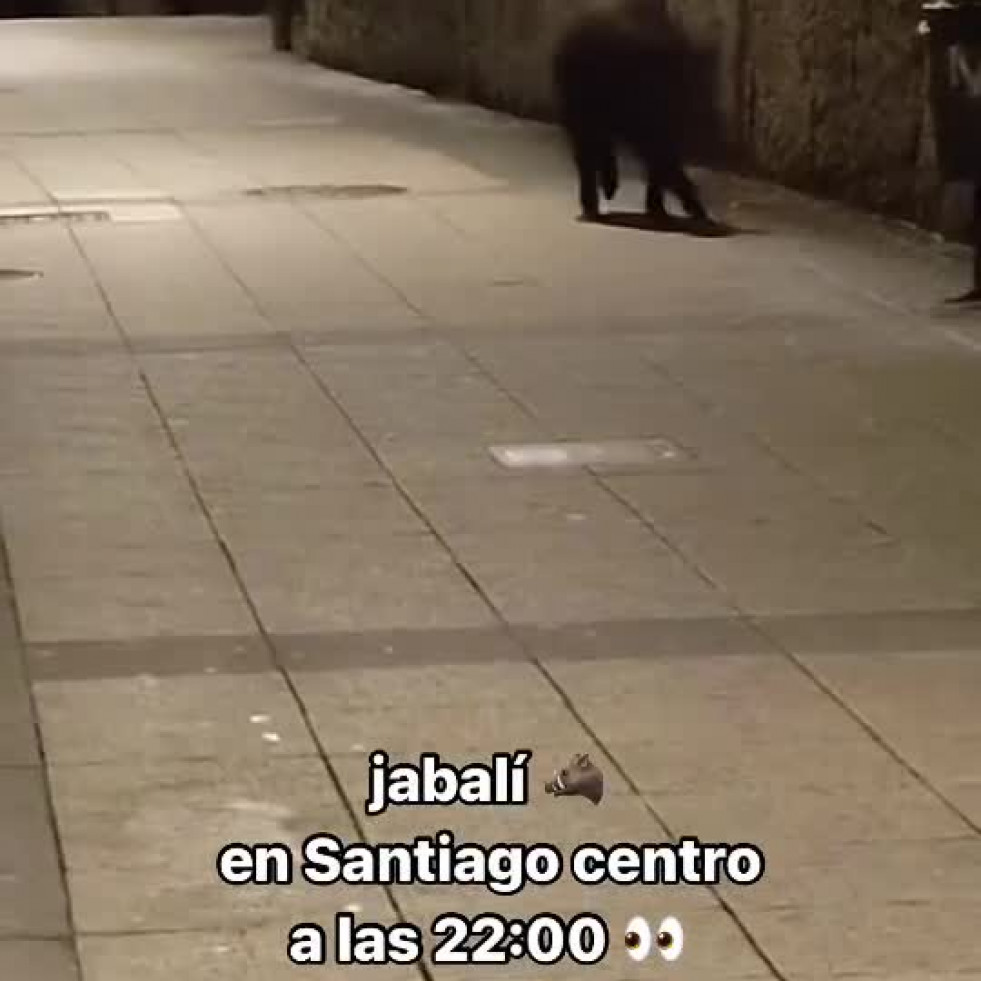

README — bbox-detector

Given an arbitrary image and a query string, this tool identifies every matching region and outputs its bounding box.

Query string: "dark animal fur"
[552,0,709,222]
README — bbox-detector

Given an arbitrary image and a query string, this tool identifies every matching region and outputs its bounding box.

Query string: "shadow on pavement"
[586,211,764,237]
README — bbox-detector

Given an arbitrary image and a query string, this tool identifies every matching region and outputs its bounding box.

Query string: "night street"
[1,15,981,981]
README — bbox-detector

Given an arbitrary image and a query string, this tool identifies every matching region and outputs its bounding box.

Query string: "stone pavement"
[1,14,981,981]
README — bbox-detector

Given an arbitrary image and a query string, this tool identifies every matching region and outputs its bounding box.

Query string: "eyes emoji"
[624,916,684,963]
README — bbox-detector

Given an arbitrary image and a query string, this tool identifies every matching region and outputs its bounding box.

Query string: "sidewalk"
[1,15,980,981]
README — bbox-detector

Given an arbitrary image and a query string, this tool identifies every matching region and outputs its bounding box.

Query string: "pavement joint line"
[747,615,981,840]
[293,193,433,318]
[0,322,656,357]
[174,179,504,633]
[176,172,426,327]
[38,753,324,771]
[0,314,863,358]
[532,658,788,981]
[0,208,111,227]
[632,346,917,541]
[156,211,687,981]
[595,472,742,600]
[182,191,526,641]
[790,245,981,359]
[447,330,744,609]
[0,181,530,213]
[288,338,506,623]
[70,924,255,939]
[0,531,83,976]
[105,198,464,981]
[55,190,284,678]
[263,667,439,981]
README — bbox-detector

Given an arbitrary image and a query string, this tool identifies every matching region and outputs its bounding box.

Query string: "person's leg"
[951,180,981,302]
[972,180,981,294]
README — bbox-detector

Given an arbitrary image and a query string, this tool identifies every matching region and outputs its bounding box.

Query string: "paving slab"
[716,836,981,910]
[403,474,648,538]
[0,158,48,206]
[645,780,970,848]
[940,782,981,828]
[607,731,913,797]
[275,625,527,671]
[516,616,773,660]
[186,200,406,312]
[75,220,273,339]
[871,728,981,802]
[0,664,39,767]
[27,635,272,681]
[79,929,418,981]
[35,671,317,764]
[140,349,387,487]
[739,902,981,979]
[377,436,557,484]
[0,940,78,981]
[684,534,981,616]
[205,482,426,544]
[49,756,368,933]
[304,350,540,445]
[12,134,163,202]
[445,530,733,625]
[0,472,214,548]
[604,472,981,616]
[291,659,558,711]
[92,131,252,199]
[547,651,828,705]
[14,566,256,644]
[0,767,68,937]
[571,684,867,746]
[233,533,497,635]
[297,691,591,757]
[797,650,981,737]
[754,608,981,655]
[304,194,531,295]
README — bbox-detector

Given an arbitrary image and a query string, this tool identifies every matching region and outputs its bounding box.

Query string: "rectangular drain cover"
[0,207,110,227]
[489,439,689,470]
[91,202,182,223]
[0,202,181,228]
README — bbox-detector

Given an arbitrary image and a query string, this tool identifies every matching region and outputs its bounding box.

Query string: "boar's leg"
[599,144,619,201]
[665,163,709,220]
[644,174,669,219]
[570,130,606,220]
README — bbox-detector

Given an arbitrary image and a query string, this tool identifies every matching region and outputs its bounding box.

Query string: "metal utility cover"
[0,202,181,227]
[0,268,41,281]
[489,439,688,470]
[0,207,109,227]
[92,202,182,223]
[243,184,408,200]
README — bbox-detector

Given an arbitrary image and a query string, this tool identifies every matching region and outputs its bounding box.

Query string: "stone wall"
[742,0,937,225]
[300,0,949,228]
[8,0,263,15]
[304,0,467,93]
